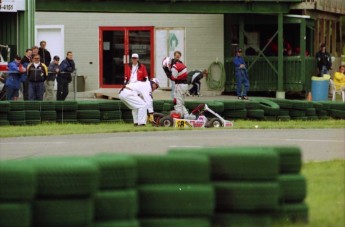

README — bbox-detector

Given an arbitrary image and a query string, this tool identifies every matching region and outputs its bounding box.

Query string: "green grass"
[274,160,345,227]
[0,119,344,138]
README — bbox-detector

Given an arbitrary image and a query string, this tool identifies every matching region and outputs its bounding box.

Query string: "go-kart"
[153,104,234,128]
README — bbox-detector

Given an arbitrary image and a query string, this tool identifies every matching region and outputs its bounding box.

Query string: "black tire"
[134,155,210,184]
[138,184,214,216]
[94,189,138,221]
[153,113,165,124]
[0,203,31,227]
[159,116,174,127]
[33,198,93,227]
[207,118,223,128]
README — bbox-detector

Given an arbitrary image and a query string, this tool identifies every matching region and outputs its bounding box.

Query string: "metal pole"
[73,69,77,100]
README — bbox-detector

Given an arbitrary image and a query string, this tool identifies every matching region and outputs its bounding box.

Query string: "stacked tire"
[319,101,345,119]
[29,156,98,227]
[221,100,247,120]
[92,154,139,227]
[0,101,10,126]
[99,100,122,123]
[8,101,26,125]
[25,101,42,125]
[120,102,133,123]
[252,98,280,121]
[244,100,265,120]
[40,101,57,122]
[134,155,214,227]
[77,101,101,124]
[168,147,281,226]
[274,147,308,223]
[55,101,78,123]
[0,161,36,227]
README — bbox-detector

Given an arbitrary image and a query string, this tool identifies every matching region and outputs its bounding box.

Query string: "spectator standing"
[124,53,148,84]
[119,78,160,126]
[38,41,52,66]
[58,51,75,100]
[20,48,32,100]
[170,51,183,98]
[233,48,250,100]
[27,54,48,100]
[187,69,208,96]
[45,56,60,100]
[315,43,332,77]
[31,46,39,60]
[5,55,26,100]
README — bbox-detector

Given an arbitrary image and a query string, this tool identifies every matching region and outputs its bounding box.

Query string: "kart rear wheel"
[207,118,222,128]
[153,113,165,123]
[159,116,174,127]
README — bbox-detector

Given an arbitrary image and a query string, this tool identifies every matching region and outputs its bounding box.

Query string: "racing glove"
[148,113,154,123]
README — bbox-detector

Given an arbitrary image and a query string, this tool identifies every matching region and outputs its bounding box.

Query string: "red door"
[99,26,154,88]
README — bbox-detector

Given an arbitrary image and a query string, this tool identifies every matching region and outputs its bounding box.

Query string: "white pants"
[174,83,189,118]
[119,88,148,125]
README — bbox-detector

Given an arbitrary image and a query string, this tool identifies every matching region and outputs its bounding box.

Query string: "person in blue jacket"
[5,55,26,100]
[233,48,250,100]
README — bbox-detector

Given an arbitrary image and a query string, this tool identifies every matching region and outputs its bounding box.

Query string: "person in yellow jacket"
[333,65,345,91]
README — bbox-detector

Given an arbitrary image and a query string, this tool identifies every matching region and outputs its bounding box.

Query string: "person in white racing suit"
[119,78,160,126]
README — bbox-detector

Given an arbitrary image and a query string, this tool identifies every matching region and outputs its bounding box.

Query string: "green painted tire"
[141,218,211,227]
[168,147,279,181]
[0,161,36,201]
[92,154,137,189]
[77,100,100,110]
[98,100,122,111]
[213,213,272,227]
[214,182,279,211]
[0,203,31,227]
[273,202,309,223]
[0,101,10,112]
[33,198,93,227]
[221,100,246,110]
[29,156,99,197]
[134,155,210,184]
[9,101,25,111]
[138,184,214,216]
[278,174,307,202]
[24,101,42,111]
[274,147,302,174]
[55,101,78,111]
[95,189,137,221]
[94,220,140,227]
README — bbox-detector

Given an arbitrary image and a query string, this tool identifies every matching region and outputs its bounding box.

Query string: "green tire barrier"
[9,101,25,111]
[252,98,280,116]
[265,116,278,121]
[98,100,122,111]
[138,184,214,216]
[273,202,309,223]
[274,147,302,173]
[134,155,210,184]
[0,112,7,120]
[0,203,31,227]
[277,115,291,121]
[213,213,272,227]
[244,100,261,110]
[0,120,10,125]
[214,182,279,211]
[25,110,41,120]
[269,98,294,109]
[8,110,25,122]
[56,110,77,122]
[221,100,246,110]
[153,100,165,112]
[289,109,306,117]
[306,108,316,116]
[168,147,279,181]
[95,189,138,221]
[291,116,309,121]
[41,111,57,122]
[77,100,100,110]
[0,101,10,112]
[77,110,101,119]
[311,102,323,111]
[28,156,99,197]
[55,101,78,111]
[247,109,265,119]
[329,109,345,119]
[140,218,211,227]
[223,109,247,119]
[0,161,36,201]
[24,101,42,111]
[278,174,307,202]
[100,110,122,121]
[40,101,56,111]
[291,100,313,110]
[94,220,140,227]
[92,154,137,189]
[33,198,93,227]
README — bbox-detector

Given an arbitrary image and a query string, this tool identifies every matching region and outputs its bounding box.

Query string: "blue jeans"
[235,69,250,97]
[29,82,45,100]
[6,87,19,100]
[320,66,329,77]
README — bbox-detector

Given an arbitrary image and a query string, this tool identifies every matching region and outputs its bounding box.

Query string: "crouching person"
[119,78,160,126]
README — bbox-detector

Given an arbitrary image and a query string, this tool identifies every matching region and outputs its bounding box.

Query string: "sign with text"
[0,0,17,12]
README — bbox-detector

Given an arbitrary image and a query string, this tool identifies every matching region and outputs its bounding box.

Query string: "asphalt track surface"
[1,129,344,162]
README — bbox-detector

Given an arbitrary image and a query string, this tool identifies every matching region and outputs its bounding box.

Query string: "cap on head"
[236,48,243,53]
[151,78,160,88]
[321,43,326,48]
[53,56,60,61]
[14,55,21,60]
[131,53,139,59]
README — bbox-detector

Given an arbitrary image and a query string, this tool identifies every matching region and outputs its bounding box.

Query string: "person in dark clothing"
[45,55,60,100]
[38,41,52,66]
[5,55,26,100]
[233,48,250,100]
[187,69,208,96]
[27,54,48,100]
[20,48,32,100]
[57,51,75,100]
[315,43,332,77]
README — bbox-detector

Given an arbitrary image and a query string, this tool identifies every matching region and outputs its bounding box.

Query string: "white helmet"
[151,78,160,87]
[162,57,171,68]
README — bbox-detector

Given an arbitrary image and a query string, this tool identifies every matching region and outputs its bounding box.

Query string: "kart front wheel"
[207,118,223,128]
[159,116,174,127]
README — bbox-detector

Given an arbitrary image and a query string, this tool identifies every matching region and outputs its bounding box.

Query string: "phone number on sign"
[0,4,14,11]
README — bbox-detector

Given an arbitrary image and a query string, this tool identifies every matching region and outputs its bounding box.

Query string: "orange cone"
[307,92,312,101]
